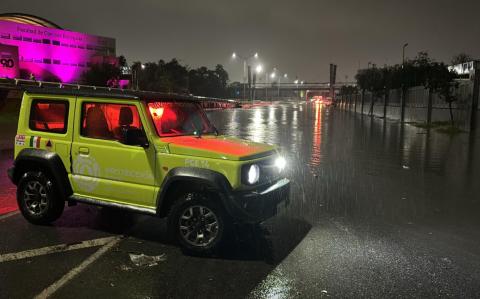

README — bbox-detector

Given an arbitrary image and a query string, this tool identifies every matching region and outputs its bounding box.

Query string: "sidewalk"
[0,150,16,215]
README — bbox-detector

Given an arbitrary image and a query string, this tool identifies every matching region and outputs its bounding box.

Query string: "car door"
[70,98,157,209]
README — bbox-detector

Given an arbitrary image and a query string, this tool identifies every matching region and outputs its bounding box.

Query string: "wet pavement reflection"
[207,101,480,298]
[208,102,480,227]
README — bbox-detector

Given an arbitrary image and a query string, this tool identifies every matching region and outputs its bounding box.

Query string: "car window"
[29,100,69,134]
[148,101,214,137]
[81,102,142,142]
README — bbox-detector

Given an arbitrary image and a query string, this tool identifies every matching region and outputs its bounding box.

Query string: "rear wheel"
[168,192,228,255]
[17,171,64,225]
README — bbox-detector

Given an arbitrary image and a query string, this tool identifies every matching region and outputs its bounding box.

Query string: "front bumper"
[225,178,290,223]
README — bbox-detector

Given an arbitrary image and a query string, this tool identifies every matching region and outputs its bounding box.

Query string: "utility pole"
[401,43,409,122]
[470,60,480,131]
[402,43,409,65]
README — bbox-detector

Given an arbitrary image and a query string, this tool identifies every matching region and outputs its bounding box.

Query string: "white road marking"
[0,236,119,263]
[34,236,121,299]
[0,211,19,220]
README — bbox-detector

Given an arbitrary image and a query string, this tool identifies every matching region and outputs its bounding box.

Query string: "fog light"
[248,164,260,184]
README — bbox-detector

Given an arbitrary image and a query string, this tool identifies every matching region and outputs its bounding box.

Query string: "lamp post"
[294,79,299,99]
[278,73,287,99]
[232,52,259,100]
[253,64,263,101]
[132,63,145,90]
[402,43,409,66]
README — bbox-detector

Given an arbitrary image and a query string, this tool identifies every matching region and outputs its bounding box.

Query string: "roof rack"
[23,86,198,102]
[0,78,238,104]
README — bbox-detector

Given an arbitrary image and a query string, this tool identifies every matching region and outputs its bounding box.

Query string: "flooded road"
[209,101,480,227]
[208,101,480,297]
[1,101,480,298]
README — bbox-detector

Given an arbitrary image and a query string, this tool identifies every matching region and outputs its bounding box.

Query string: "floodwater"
[207,101,480,298]
[208,101,480,227]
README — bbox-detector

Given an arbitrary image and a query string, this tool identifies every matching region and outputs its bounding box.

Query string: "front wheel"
[168,192,228,255]
[17,171,64,225]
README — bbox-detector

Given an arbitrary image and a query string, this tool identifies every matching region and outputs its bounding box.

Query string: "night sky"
[2,0,480,83]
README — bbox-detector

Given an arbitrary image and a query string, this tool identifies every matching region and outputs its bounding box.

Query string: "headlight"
[247,164,260,184]
[275,156,287,172]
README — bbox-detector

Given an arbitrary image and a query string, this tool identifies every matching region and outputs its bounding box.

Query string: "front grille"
[258,157,280,184]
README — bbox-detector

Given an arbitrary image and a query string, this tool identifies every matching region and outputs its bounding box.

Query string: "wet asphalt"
[1,101,480,298]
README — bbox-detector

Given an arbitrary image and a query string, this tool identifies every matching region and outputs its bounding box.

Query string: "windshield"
[148,101,215,137]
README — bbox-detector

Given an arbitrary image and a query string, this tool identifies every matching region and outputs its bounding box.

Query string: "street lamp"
[231,52,259,100]
[277,73,287,99]
[402,43,409,66]
[132,63,145,90]
[252,64,263,101]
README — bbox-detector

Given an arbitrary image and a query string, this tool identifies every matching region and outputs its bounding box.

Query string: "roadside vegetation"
[352,52,464,129]
[82,56,230,98]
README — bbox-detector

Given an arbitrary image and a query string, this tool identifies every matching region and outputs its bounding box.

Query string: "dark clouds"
[2,0,480,82]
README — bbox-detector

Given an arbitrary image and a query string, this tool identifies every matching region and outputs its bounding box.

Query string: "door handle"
[78,147,90,155]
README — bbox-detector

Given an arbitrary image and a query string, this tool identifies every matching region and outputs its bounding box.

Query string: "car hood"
[161,135,276,161]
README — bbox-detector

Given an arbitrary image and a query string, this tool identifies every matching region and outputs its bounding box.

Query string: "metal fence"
[337,81,477,130]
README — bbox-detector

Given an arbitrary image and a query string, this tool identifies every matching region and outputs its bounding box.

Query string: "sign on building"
[0,43,19,79]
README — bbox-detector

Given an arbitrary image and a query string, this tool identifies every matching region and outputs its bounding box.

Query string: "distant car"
[310,96,332,105]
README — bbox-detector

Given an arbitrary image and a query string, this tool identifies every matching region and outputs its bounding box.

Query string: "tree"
[132,59,230,98]
[426,63,458,125]
[82,63,121,87]
[354,51,459,122]
[451,53,472,65]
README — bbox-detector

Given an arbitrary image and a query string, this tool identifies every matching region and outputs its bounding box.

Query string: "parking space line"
[0,236,119,263]
[0,211,19,220]
[34,236,121,299]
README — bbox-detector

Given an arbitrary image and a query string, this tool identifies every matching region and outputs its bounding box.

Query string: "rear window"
[29,100,69,134]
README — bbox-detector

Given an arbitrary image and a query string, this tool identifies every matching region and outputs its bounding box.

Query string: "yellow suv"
[8,88,290,254]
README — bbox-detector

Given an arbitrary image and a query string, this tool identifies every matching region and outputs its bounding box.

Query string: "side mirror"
[122,127,149,148]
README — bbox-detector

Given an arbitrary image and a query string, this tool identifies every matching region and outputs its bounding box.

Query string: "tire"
[17,171,65,225]
[167,192,229,255]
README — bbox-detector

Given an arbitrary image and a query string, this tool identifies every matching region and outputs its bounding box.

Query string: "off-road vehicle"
[8,88,290,254]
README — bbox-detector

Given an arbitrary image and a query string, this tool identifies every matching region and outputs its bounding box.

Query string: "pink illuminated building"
[0,13,116,83]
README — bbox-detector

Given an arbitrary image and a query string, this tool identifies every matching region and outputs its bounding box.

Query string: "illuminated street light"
[278,73,288,99]
[294,79,299,84]
[232,52,259,100]
[256,64,263,73]
[270,72,276,79]
[141,64,146,70]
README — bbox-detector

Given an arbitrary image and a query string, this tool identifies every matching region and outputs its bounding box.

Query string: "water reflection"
[207,103,480,226]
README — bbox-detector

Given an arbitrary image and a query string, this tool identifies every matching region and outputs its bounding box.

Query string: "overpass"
[234,82,357,100]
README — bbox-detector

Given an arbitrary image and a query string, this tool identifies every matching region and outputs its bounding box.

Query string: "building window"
[52,40,60,46]
[42,39,51,44]
[13,36,22,41]
[53,59,61,65]
[29,100,69,134]
[22,37,32,42]
[43,58,51,64]
[1,33,10,39]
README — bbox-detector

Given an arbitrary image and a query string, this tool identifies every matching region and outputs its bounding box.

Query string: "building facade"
[0,13,116,83]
